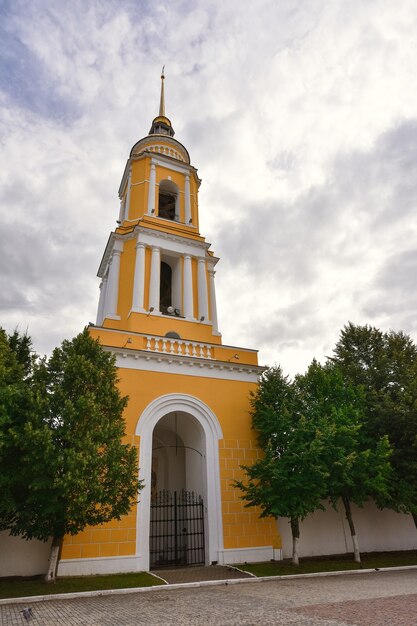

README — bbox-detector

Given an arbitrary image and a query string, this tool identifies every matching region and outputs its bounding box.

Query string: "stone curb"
[2,564,417,607]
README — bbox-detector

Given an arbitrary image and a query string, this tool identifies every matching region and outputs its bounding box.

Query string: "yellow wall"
[70,132,281,568]
[61,365,281,560]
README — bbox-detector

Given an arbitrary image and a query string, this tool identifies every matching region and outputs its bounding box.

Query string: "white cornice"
[136,226,210,257]
[106,346,263,382]
[97,224,218,277]
[130,135,190,163]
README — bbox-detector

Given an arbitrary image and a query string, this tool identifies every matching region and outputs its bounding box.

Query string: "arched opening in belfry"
[150,411,207,568]
[158,179,179,221]
[160,261,172,313]
[160,256,182,316]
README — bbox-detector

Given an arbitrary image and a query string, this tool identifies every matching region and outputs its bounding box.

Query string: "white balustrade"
[144,335,213,359]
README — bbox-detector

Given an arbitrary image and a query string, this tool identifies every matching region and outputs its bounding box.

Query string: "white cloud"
[1,0,417,376]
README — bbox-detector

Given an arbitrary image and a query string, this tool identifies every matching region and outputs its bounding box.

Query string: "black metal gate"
[150,490,205,568]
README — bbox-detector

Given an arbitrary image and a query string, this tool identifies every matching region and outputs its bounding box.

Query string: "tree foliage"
[332,323,417,526]
[297,360,392,562]
[0,328,140,580]
[236,360,392,564]
[0,329,35,529]
[236,366,333,564]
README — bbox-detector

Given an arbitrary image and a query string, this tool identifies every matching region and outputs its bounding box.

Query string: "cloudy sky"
[1,0,417,376]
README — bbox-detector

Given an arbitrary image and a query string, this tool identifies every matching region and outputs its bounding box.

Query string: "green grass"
[2,551,416,600]
[235,550,417,577]
[0,571,165,600]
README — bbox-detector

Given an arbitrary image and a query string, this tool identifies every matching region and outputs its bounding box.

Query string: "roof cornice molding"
[136,225,211,253]
[97,224,215,277]
[130,135,190,163]
[106,346,264,382]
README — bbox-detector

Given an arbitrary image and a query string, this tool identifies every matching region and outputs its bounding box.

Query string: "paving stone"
[1,569,416,625]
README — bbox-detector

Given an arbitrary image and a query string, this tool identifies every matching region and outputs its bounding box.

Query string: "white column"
[96,275,108,325]
[124,168,132,220]
[197,258,209,321]
[131,242,146,312]
[184,175,191,224]
[183,254,194,319]
[208,267,219,334]
[105,245,122,319]
[118,198,125,223]
[147,163,156,215]
[149,246,161,312]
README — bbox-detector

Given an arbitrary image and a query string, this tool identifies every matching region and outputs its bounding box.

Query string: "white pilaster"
[118,197,125,223]
[208,267,219,334]
[96,275,108,326]
[183,254,194,319]
[197,258,209,321]
[104,243,123,320]
[147,163,156,215]
[125,168,132,220]
[149,246,161,312]
[131,242,146,312]
[184,175,191,224]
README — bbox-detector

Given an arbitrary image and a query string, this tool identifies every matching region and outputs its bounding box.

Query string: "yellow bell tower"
[95,69,220,344]
[59,72,281,575]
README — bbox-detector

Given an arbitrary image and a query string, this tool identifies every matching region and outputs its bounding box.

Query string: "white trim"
[104,242,123,320]
[137,229,208,258]
[184,174,191,224]
[218,546,282,565]
[151,156,190,175]
[132,241,146,311]
[131,137,191,165]
[58,555,142,577]
[112,351,261,383]
[197,258,209,320]
[96,276,107,326]
[149,246,161,312]
[208,267,219,335]
[135,394,224,570]
[92,324,259,356]
[125,168,132,219]
[147,164,156,215]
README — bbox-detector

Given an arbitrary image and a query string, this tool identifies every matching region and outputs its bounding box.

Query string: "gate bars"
[150,489,205,568]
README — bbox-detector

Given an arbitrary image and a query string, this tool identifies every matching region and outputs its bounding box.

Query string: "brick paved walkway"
[1,569,416,625]
[152,564,252,583]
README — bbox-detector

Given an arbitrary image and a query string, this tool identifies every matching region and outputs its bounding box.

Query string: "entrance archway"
[150,412,206,567]
[135,394,224,571]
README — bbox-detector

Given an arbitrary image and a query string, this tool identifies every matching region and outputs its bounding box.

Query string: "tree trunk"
[290,516,300,566]
[45,535,63,582]
[342,496,361,563]
[412,512,417,530]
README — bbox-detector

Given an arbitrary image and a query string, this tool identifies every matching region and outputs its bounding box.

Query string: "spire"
[149,66,175,137]
[159,66,165,117]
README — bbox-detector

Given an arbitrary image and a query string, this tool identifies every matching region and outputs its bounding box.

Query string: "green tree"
[332,323,417,528]
[0,329,35,531]
[0,328,140,581]
[297,360,392,563]
[234,366,330,565]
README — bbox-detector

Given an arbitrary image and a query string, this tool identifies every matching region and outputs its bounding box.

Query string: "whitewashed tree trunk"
[292,536,300,566]
[290,516,300,566]
[45,536,62,582]
[342,496,361,563]
[351,534,361,564]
